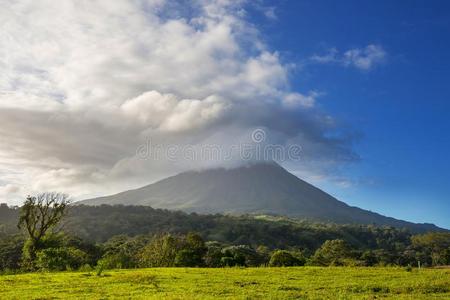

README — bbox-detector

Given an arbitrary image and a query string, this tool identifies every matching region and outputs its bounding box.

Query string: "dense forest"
[1,201,449,273]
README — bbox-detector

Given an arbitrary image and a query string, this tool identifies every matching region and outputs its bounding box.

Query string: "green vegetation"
[310,239,354,266]
[17,193,69,270]
[1,200,450,274]
[3,229,449,272]
[0,196,449,298]
[0,267,449,299]
[268,250,305,267]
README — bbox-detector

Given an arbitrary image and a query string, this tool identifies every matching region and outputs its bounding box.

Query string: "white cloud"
[311,44,386,71]
[310,48,339,64]
[343,45,387,70]
[282,92,318,108]
[0,0,357,204]
[0,184,21,198]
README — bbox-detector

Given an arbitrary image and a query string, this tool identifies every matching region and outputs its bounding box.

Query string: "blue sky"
[248,0,450,228]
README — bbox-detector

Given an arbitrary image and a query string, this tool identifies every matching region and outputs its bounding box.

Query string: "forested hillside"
[1,203,449,272]
[78,164,442,233]
[0,204,421,248]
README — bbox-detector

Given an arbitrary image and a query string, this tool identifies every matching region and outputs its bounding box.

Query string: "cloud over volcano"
[0,0,357,203]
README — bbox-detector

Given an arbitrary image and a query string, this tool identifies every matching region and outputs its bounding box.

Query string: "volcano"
[78,162,441,232]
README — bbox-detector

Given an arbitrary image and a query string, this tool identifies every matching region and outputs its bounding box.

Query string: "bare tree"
[18,192,70,264]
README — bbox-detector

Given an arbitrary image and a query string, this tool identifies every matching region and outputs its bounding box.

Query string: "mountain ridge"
[77,162,443,232]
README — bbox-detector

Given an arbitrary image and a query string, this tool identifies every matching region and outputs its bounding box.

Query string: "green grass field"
[0,267,449,299]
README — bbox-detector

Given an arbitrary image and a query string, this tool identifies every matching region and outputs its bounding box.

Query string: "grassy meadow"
[0,267,449,299]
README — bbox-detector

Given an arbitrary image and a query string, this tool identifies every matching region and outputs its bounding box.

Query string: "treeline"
[0,204,422,250]
[0,199,449,273]
[2,230,450,272]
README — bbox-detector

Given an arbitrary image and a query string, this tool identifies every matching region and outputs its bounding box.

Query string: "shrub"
[361,250,378,266]
[289,250,307,266]
[101,235,148,269]
[204,243,223,267]
[0,235,24,271]
[96,254,127,269]
[221,245,262,267]
[79,264,92,272]
[256,245,271,266]
[175,249,203,267]
[220,256,235,267]
[95,260,106,276]
[36,247,88,271]
[138,234,183,267]
[311,239,354,266]
[411,232,450,266]
[269,250,304,267]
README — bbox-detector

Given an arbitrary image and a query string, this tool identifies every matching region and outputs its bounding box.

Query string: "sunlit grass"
[0,267,449,299]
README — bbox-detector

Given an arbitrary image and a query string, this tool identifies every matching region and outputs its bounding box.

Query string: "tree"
[204,241,224,267]
[311,239,354,266]
[221,245,264,267]
[17,193,69,268]
[175,249,201,267]
[35,247,88,271]
[0,235,24,271]
[361,250,378,266]
[99,235,148,269]
[220,256,235,267]
[411,232,450,266]
[178,233,206,267]
[138,234,182,267]
[269,250,304,267]
[186,232,206,250]
[256,245,271,266]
